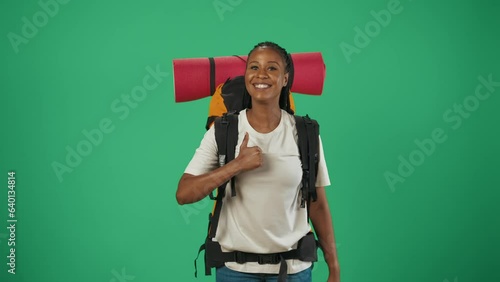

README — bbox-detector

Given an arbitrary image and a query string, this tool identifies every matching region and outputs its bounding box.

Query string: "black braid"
[243,41,295,115]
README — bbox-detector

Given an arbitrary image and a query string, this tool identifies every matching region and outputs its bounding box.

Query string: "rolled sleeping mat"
[173,52,326,102]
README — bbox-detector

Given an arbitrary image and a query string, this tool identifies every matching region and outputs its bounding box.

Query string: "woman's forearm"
[176,159,242,205]
[309,187,340,280]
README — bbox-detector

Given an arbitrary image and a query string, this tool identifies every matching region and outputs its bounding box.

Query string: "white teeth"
[254,84,270,89]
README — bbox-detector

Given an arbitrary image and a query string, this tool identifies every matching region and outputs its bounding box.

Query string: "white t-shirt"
[185,109,331,274]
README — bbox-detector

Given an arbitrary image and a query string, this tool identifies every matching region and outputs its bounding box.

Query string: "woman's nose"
[257,69,268,78]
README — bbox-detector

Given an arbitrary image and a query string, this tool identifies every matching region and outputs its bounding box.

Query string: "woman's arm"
[309,186,340,282]
[176,132,261,205]
[176,162,242,205]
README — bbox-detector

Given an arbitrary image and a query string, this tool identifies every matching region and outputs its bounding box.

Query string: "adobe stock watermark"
[340,0,405,63]
[385,74,500,192]
[7,0,71,54]
[213,0,243,21]
[179,196,212,224]
[109,267,135,282]
[444,277,458,282]
[51,65,169,183]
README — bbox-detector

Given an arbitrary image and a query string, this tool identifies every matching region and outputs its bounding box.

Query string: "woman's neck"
[246,104,282,133]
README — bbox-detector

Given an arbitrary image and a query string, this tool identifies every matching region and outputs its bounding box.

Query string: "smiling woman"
[176,42,340,282]
[244,44,292,133]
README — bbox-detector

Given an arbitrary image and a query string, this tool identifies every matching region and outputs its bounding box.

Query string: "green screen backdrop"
[1,0,499,281]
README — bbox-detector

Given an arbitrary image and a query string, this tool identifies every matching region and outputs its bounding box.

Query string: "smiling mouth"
[253,83,271,89]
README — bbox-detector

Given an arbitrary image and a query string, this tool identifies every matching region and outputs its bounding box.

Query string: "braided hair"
[242,41,295,114]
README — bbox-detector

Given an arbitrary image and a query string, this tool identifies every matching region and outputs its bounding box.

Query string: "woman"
[176,42,340,282]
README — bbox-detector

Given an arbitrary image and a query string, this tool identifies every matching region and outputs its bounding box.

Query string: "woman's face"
[245,47,289,106]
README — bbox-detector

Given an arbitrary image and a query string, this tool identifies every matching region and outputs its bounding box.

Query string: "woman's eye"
[268,66,277,71]
[249,66,258,70]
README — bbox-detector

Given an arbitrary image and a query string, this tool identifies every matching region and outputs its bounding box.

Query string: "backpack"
[195,76,321,281]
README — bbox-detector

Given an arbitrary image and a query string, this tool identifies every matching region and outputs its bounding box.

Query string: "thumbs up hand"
[235,132,262,172]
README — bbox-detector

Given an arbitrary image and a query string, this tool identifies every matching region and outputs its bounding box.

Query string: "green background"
[1,0,499,281]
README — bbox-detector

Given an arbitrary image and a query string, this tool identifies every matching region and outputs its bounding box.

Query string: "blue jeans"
[216,266,312,282]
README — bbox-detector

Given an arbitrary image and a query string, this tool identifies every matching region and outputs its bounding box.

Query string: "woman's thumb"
[241,132,249,148]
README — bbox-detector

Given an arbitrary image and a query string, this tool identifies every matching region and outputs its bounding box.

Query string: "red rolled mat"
[173,52,326,102]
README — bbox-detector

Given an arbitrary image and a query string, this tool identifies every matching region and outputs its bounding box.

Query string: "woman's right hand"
[235,132,262,172]
[177,132,262,205]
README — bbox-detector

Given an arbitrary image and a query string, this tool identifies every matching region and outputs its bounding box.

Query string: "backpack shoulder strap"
[196,113,239,276]
[294,115,320,208]
[209,112,239,238]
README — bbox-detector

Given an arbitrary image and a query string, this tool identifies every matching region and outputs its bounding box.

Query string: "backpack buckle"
[218,155,226,167]
[234,252,246,264]
[258,254,281,265]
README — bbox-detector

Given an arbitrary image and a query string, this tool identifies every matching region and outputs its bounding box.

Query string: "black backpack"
[195,76,321,281]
